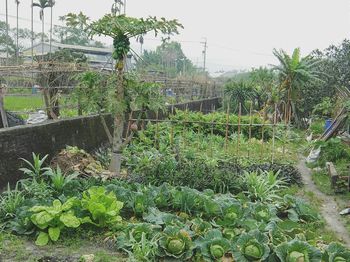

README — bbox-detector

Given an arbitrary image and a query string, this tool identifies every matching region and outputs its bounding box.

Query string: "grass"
[3,95,80,120]
[4,96,44,112]
[0,230,126,262]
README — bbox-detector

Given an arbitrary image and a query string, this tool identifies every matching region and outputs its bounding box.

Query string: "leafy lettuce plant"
[81,186,123,227]
[29,197,81,246]
[158,226,194,260]
[275,239,322,262]
[195,229,231,261]
[232,230,270,262]
[322,242,350,262]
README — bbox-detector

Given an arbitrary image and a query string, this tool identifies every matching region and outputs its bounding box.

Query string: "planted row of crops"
[120,111,302,192]
[1,162,349,261]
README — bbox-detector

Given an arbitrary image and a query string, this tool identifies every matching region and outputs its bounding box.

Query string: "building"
[22,42,114,69]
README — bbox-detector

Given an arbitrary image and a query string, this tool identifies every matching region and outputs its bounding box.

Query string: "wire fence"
[0,63,223,125]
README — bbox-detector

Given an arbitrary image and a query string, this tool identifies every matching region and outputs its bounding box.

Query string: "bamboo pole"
[155,110,159,149]
[225,104,230,151]
[272,103,277,163]
[248,103,252,158]
[260,106,265,160]
[237,102,242,157]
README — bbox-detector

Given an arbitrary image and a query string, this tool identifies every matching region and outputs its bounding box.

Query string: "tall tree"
[273,48,321,125]
[32,0,52,57]
[66,13,182,174]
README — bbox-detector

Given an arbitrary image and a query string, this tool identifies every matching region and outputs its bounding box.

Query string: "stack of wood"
[320,107,348,141]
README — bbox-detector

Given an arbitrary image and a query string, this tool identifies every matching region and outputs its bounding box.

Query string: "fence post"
[225,104,230,151]
[237,103,242,157]
[260,106,265,160]
[272,103,277,163]
[0,84,9,128]
[248,103,252,158]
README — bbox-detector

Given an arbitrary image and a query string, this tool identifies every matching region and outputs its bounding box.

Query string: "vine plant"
[65,13,183,174]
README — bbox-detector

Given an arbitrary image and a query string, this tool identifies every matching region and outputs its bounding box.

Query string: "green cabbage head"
[322,242,350,262]
[233,230,270,262]
[276,239,321,262]
[158,226,194,259]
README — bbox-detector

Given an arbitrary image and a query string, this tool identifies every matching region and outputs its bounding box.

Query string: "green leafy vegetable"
[158,226,194,260]
[81,186,123,227]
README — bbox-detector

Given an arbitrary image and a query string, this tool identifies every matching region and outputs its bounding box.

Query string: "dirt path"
[297,158,350,246]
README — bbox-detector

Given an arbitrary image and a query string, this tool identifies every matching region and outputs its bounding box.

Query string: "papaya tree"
[66,13,182,174]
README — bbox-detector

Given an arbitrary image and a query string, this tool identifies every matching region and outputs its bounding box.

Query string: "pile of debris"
[51,146,113,180]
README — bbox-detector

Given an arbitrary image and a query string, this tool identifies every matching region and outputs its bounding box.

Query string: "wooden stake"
[0,85,8,128]
[272,103,277,163]
[225,104,230,151]
[248,103,252,158]
[237,102,241,156]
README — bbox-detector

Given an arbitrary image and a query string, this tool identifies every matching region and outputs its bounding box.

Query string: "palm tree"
[273,48,322,125]
[32,0,52,58]
[15,0,20,64]
[48,0,55,55]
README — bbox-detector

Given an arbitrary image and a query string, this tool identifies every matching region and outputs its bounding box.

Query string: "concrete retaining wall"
[0,97,221,187]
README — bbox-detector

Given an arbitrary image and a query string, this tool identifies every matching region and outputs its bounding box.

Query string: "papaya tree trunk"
[109,58,125,175]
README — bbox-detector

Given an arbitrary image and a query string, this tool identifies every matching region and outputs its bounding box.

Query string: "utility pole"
[201,37,207,73]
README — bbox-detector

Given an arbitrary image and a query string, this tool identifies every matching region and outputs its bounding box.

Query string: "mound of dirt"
[51,146,113,179]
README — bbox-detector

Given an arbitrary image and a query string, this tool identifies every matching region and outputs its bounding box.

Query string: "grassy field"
[4,96,44,112]
[3,95,78,119]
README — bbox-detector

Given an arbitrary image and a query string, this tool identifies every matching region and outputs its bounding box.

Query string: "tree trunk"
[50,6,53,57]
[109,58,126,175]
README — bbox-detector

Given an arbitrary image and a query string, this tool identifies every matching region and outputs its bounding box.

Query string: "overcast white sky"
[2,0,350,73]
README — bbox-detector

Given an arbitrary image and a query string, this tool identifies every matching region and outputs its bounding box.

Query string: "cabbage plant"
[322,242,350,262]
[275,239,322,262]
[232,230,270,261]
[158,226,194,259]
[195,229,231,261]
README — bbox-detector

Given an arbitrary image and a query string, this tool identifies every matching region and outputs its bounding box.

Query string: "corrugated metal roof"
[23,42,113,55]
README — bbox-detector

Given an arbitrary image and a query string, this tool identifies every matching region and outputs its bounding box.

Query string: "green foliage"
[45,166,79,194]
[19,153,49,180]
[195,229,231,261]
[72,71,165,115]
[313,97,333,117]
[224,80,256,114]
[275,239,322,262]
[233,230,270,261]
[0,183,25,220]
[316,138,350,164]
[243,170,286,202]
[137,41,197,76]
[81,186,123,227]
[158,226,194,259]
[322,242,350,262]
[29,197,81,246]
[309,119,325,136]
